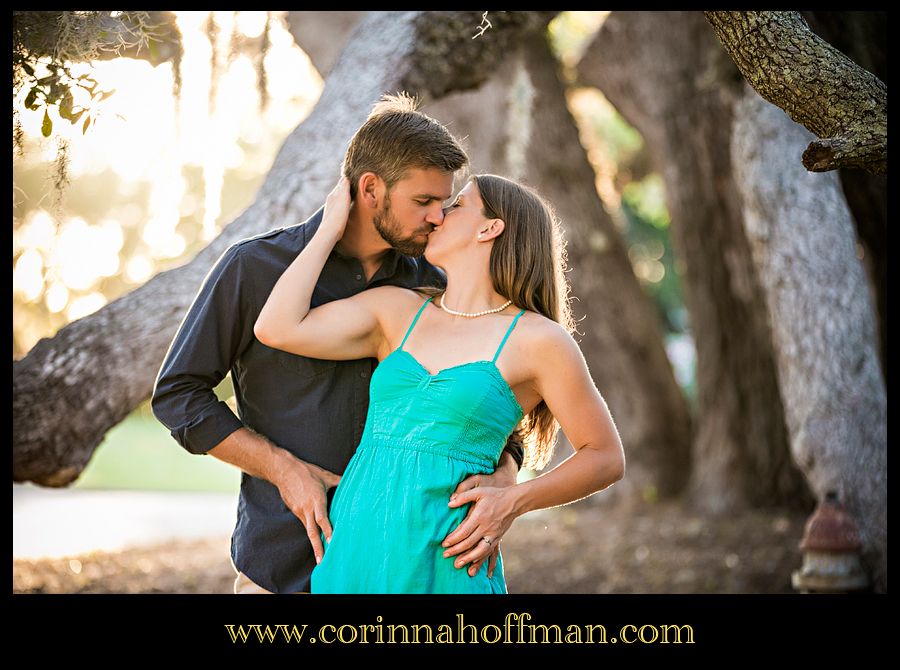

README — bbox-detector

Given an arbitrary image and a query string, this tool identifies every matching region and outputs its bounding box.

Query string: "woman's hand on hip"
[442,485,519,578]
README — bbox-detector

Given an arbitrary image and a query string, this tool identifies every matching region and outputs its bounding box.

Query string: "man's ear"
[359,172,385,209]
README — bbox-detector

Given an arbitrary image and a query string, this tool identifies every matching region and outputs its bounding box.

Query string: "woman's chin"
[424,244,441,267]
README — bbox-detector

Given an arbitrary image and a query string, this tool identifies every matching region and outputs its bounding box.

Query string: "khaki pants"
[231,561,308,594]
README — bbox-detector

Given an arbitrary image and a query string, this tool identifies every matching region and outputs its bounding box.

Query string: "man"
[151,93,523,594]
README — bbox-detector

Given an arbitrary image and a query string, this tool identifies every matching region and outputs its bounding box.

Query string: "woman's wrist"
[503,482,533,519]
[313,220,343,249]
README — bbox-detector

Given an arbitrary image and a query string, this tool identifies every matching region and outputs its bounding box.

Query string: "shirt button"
[355,274,363,281]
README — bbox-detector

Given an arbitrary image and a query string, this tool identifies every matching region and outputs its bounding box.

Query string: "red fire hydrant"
[792,491,869,593]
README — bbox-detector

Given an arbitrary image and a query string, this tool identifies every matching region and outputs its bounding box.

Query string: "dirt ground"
[13,497,810,594]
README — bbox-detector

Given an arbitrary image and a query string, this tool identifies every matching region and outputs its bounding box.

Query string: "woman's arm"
[506,324,625,512]
[442,321,625,573]
[253,177,384,361]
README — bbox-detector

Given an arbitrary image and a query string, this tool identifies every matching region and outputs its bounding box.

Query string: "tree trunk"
[289,12,693,500]
[704,11,887,175]
[800,11,887,378]
[286,11,365,78]
[731,88,887,592]
[578,11,812,513]
[517,34,692,500]
[837,167,887,377]
[13,10,557,486]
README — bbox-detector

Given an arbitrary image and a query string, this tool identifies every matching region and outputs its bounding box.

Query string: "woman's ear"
[479,218,505,242]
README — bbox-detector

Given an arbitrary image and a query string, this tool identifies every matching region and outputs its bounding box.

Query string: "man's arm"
[151,243,254,455]
[150,242,340,562]
[208,427,340,563]
[499,428,524,472]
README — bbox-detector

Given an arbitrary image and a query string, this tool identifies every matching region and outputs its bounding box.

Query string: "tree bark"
[731,88,887,592]
[289,12,693,500]
[286,11,365,78]
[704,11,887,175]
[517,34,692,500]
[800,11,887,377]
[13,10,557,486]
[579,11,812,513]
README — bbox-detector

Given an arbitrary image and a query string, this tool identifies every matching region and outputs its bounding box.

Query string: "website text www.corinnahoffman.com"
[224,613,696,646]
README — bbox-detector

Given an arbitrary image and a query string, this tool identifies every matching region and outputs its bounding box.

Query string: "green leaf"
[22,62,34,76]
[24,87,38,110]
[72,109,86,124]
[59,89,75,121]
[82,115,92,135]
[42,109,53,137]
[97,89,116,102]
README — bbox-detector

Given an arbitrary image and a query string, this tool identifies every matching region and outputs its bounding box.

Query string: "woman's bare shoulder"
[516,310,571,341]
[515,311,582,364]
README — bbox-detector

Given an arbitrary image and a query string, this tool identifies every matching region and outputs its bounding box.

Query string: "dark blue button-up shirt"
[151,206,523,593]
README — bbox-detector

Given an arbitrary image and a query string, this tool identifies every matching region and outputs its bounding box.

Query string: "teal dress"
[311,296,526,593]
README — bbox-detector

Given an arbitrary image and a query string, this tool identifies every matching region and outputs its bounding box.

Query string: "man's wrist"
[501,431,525,471]
[495,452,519,486]
[265,442,299,486]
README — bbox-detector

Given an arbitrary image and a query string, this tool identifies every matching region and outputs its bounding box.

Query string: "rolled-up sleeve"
[151,243,255,454]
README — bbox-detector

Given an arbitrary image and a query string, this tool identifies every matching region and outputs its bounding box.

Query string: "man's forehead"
[394,168,454,198]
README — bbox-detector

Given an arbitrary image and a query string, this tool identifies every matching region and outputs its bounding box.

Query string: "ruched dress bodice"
[311,296,525,593]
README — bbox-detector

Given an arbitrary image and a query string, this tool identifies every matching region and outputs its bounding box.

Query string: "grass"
[74,408,240,493]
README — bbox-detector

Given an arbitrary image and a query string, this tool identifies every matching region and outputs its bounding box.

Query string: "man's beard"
[373,196,429,257]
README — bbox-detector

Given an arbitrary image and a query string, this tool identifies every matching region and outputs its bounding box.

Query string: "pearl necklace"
[438,294,513,318]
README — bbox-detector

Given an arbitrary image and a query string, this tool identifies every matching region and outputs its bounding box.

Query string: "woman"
[254,173,625,593]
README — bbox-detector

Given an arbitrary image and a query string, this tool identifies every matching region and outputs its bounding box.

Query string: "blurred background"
[13,11,884,594]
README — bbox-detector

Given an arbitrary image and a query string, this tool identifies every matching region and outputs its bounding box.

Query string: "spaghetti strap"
[399,296,433,350]
[491,309,527,363]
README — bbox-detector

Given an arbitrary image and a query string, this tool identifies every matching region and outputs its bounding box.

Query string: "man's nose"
[427,204,446,226]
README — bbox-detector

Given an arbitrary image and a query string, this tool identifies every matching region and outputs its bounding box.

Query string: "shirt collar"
[330,242,406,281]
[378,247,403,278]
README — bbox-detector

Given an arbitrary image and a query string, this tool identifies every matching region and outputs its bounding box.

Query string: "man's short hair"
[342,92,468,197]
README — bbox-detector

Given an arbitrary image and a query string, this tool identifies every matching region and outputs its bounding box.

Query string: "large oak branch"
[705,11,887,175]
[13,10,557,486]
